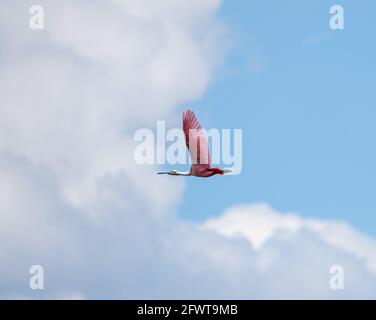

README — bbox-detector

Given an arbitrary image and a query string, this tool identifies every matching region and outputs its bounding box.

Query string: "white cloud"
[0,0,375,300]
[204,203,376,274]
[0,0,225,214]
[203,203,376,298]
[0,0,225,298]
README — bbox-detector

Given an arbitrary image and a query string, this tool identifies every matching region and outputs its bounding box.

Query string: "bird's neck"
[176,170,192,176]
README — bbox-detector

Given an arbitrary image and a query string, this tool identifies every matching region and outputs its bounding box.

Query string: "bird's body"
[158,110,231,178]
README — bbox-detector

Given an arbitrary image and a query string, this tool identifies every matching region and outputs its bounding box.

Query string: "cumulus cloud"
[0,0,375,299]
[204,203,376,299]
[0,0,225,213]
[0,0,226,298]
[204,203,376,274]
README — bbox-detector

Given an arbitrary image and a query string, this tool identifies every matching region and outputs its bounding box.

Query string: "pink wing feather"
[183,110,210,168]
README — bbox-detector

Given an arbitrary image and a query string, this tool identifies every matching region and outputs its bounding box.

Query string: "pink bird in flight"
[158,110,232,178]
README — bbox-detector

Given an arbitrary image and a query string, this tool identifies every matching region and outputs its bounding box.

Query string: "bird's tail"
[210,168,224,175]
[211,168,232,176]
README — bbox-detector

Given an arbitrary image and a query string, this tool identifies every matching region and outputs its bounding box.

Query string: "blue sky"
[179,0,376,237]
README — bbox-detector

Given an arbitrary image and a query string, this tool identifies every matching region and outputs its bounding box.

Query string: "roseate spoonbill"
[158,110,232,178]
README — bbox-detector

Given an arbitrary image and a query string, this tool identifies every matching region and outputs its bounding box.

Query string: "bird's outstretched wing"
[183,110,210,167]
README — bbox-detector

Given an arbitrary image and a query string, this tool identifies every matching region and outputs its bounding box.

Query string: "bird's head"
[157,169,178,175]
